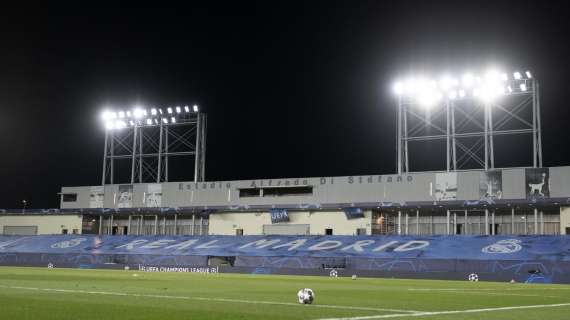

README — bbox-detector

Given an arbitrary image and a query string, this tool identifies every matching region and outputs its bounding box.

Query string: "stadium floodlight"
[171,117,176,123]
[520,83,527,91]
[162,118,168,124]
[513,71,522,80]
[146,119,152,125]
[129,120,135,126]
[115,120,127,129]
[448,90,457,100]
[526,71,532,79]
[167,107,173,114]
[126,111,132,117]
[142,109,148,116]
[159,109,163,114]
[151,108,157,116]
[393,82,404,95]
[176,106,181,113]
[501,73,508,81]
[118,111,125,118]
[153,118,159,124]
[507,85,513,93]
[105,121,115,130]
[193,104,199,112]
[184,105,190,112]
[462,73,474,88]
[133,108,144,119]
[458,89,466,98]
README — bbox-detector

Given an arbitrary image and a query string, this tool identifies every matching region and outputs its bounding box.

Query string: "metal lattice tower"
[394,70,542,174]
[101,106,207,184]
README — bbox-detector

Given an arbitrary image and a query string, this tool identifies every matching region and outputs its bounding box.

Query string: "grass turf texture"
[0,267,570,319]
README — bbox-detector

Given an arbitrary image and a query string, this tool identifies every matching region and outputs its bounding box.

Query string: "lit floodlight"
[105,121,115,130]
[484,70,501,83]
[101,110,117,121]
[154,119,159,124]
[133,108,144,119]
[184,105,190,112]
[146,118,152,125]
[496,86,506,95]
[126,111,132,117]
[507,85,513,93]
[520,83,527,91]
[393,82,404,95]
[439,76,454,91]
[193,105,199,112]
[115,120,127,129]
[176,106,181,113]
[472,88,480,97]
[142,109,148,116]
[526,71,532,79]
[405,78,417,94]
[513,72,522,80]
[448,90,457,100]
[458,89,466,98]
[129,120,135,126]
[159,109,163,114]
[501,73,508,81]
[462,73,474,87]
[162,118,168,124]
[171,117,176,123]
[151,108,157,116]
[167,107,173,114]
[118,111,125,118]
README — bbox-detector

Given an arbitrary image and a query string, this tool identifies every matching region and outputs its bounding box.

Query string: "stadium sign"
[138,265,219,273]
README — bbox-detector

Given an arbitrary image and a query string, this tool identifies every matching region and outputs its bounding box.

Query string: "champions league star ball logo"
[481,239,522,254]
[51,238,87,249]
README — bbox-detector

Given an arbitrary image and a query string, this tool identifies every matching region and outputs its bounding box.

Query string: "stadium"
[2,3,570,320]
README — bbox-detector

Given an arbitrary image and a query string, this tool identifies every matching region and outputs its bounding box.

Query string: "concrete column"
[416,209,420,235]
[511,208,515,235]
[99,215,103,235]
[485,209,489,235]
[163,216,167,235]
[108,215,113,235]
[397,211,402,235]
[405,213,409,235]
[138,215,142,235]
[128,215,132,235]
[174,214,178,235]
[464,210,468,235]
[453,212,457,235]
[154,215,158,235]
[446,210,450,235]
[534,208,538,235]
[200,216,203,236]
[192,214,196,236]
[491,210,497,235]
[540,210,544,235]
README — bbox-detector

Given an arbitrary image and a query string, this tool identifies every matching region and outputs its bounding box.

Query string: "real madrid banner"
[1,235,569,260]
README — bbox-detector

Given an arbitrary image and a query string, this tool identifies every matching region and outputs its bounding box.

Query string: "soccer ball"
[297,288,315,304]
[468,273,479,282]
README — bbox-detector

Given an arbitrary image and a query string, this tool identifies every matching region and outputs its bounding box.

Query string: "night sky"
[1,1,570,208]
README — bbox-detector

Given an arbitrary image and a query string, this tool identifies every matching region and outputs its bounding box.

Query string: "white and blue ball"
[468,273,479,282]
[297,288,315,304]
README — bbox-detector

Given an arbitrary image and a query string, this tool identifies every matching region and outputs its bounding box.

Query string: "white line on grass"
[0,285,421,314]
[317,302,570,320]
[407,288,566,299]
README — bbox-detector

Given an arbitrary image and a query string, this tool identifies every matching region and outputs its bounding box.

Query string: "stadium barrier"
[1,235,569,283]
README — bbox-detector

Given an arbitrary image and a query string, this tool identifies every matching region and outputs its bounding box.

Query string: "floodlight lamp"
[393,82,404,95]
[472,88,480,97]
[458,89,466,98]
[142,110,148,116]
[525,71,532,79]
[126,111,132,117]
[151,108,157,115]
[146,119,152,125]
[159,109,163,114]
[129,120,135,126]
[439,76,453,90]
[193,105,199,112]
[176,106,181,113]
[448,91,457,100]
[101,110,116,121]
[501,73,508,81]
[484,70,500,83]
[520,83,527,91]
[462,73,474,87]
[154,119,159,124]
[184,105,190,112]
[513,72,522,80]
[115,120,126,129]
[162,118,168,124]
[133,108,144,119]
[118,111,125,118]
[105,121,115,130]
[167,107,173,114]
[507,85,513,93]
[171,117,176,123]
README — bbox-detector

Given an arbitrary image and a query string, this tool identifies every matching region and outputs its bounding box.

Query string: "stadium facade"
[2,166,570,237]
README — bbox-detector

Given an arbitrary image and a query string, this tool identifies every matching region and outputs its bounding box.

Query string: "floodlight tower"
[392,69,542,174]
[100,105,207,184]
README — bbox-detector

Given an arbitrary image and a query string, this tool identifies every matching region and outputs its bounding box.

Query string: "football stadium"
[3,3,570,320]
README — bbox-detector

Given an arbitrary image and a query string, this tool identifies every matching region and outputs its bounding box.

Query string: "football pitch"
[1,267,570,319]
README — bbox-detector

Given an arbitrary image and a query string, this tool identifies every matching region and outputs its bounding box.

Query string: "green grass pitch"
[1,267,570,319]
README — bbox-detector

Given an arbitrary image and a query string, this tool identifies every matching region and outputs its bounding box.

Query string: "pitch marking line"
[0,285,421,314]
[317,302,570,320]
[407,288,566,299]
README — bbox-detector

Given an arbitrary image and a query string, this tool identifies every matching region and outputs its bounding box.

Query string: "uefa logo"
[50,238,87,249]
[481,239,522,254]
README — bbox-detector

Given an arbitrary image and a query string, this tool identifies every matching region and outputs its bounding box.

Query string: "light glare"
[193,105,199,112]
[514,72,522,80]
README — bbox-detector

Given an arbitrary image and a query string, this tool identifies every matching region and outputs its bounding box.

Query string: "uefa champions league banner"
[1,235,570,260]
